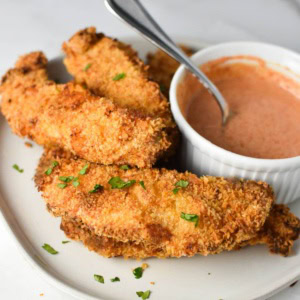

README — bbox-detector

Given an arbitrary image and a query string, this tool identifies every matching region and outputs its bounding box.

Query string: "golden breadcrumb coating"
[61,203,300,258]
[0,52,175,168]
[35,149,274,259]
[147,45,194,98]
[62,27,173,121]
[240,204,300,256]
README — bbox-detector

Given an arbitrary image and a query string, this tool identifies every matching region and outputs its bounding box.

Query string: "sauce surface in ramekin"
[178,56,300,159]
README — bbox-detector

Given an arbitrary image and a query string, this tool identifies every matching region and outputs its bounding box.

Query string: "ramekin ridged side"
[170,42,300,204]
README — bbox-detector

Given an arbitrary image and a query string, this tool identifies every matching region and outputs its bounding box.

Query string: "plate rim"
[0,35,299,300]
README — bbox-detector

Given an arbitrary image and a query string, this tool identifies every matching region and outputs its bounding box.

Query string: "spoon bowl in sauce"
[170,41,300,204]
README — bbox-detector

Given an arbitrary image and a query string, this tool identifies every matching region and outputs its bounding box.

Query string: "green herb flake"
[12,164,24,173]
[139,181,146,190]
[59,176,74,182]
[72,178,80,187]
[136,290,151,299]
[94,274,104,284]
[172,188,179,194]
[62,241,70,244]
[113,72,126,81]
[83,63,92,71]
[175,180,189,188]
[45,161,59,175]
[108,177,136,189]
[45,168,52,175]
[42,243,58,255]
[57,183,67,189]
[110,277,120,282]
[89,184,103,193]
[172,180,189,194]
[133,267,143,279]
[79,164,89,175]
[180,212,199,227]
[120,165,130,170]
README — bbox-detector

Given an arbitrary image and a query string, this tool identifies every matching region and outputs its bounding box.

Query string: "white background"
[0,0,300,299]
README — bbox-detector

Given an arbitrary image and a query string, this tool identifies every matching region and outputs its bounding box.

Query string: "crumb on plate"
[25,141,33,147]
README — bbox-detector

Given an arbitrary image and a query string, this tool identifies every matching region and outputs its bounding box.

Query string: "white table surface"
[0,0,300,299]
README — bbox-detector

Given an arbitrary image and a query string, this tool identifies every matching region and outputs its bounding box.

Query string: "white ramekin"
[170,42,300,204]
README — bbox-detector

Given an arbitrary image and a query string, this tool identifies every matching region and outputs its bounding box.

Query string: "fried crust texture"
[240,204,300,256]
[63,27,173,120]
[0,52,175,168]
[61,204,300,258]
[35,148,275,259]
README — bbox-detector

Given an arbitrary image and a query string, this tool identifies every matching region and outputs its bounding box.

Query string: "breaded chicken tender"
[240,204,300,256]
[0,52,175,168]
[62,27,173,122]
[147,45,194,97]
[35,148,275,259]
[61,204,300,258]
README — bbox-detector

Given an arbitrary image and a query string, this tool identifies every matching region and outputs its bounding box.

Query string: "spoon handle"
[105,0,230,123]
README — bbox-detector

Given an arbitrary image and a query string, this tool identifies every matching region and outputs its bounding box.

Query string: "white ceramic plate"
[0,37,299,300]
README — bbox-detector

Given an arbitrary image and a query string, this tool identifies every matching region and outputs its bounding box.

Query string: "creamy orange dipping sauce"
[178,57,300,159]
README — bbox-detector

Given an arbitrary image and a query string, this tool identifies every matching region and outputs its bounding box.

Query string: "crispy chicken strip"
[35,148,274,259]
[0,52,175,168]
[62,27,174,122]
[147,45,194,98]
[61,204,300,258]
[239,204,300,256]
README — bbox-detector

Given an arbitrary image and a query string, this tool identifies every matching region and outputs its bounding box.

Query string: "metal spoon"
[105,0,231,124]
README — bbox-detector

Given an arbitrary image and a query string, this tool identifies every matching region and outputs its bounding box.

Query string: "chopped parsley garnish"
[108,177,136,189]
[180,212,199,227]
[45,161,58,175]
[139,181,146,190]
[83,63,91,71]
[57,183,67,189]
[42,243,58,255]
[58,176,79,188]
[12,164,24,173]
[172,188,179,194]
[172,180,189,194]
[113,72,126,81]
[89,184,103,193]
[62,241,70,244]
[120,165,130,170]
[79,164,89,175]
[110,277,120,282]
[176,180,189,188]
[72,178,80,187]
[133,267,143,279]
[45,168,52,175]
[136,290,151,299]
[94,274,104,284]
[59,176,74,182]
